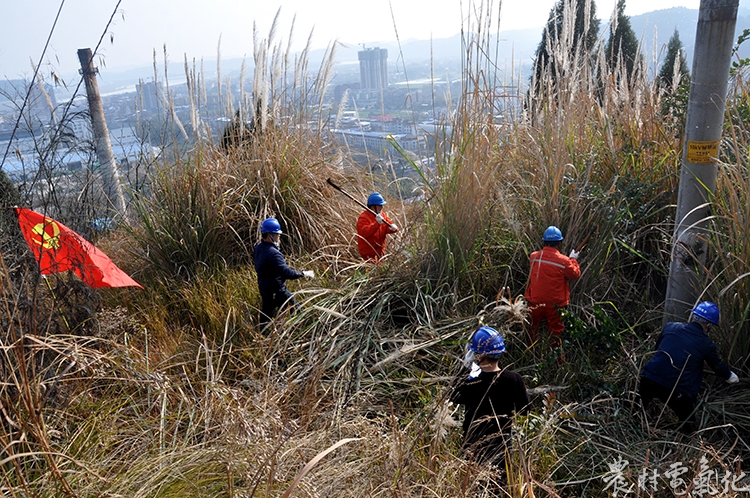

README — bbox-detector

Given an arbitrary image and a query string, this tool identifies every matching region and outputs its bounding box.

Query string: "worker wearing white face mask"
[450,326,530,482]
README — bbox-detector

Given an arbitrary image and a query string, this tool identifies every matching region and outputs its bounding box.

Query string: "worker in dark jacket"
[450,326,530,477]
[253,218,313,335]
[525,225,581,348]
[356,192,398,261]
[639,301,739,432]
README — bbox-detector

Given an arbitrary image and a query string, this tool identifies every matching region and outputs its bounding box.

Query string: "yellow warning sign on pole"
[686,140,720,163]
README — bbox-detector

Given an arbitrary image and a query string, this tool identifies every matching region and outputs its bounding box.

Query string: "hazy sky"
[0,0,726,79]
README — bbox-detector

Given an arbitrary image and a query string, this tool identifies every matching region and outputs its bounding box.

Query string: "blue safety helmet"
[691,301,720,325]
[469,326,506,356]
[542,226,564,242]
[260,217,283,234]
[367,192,386,206]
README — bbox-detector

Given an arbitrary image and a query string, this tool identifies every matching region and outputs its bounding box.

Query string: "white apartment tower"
[358,47,388,90]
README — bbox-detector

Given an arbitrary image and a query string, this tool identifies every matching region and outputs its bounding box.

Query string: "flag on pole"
[14,207,143,289]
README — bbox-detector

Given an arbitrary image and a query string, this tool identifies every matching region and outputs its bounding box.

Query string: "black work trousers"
[639,376,697,432]
[259,289,295,335]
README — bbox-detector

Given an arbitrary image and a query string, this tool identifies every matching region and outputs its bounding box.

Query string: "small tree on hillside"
[529,0,600,108]
[659,29,691,127]
[658,29,690,90]
[605,0,641,82]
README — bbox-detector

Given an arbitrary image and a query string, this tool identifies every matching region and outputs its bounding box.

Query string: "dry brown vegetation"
[3,1,750,496]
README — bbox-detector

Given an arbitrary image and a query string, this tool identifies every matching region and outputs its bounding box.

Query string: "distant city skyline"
[1,0,743,80]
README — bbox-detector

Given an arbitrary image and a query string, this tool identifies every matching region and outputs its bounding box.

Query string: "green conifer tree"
[658,29,691,126]
[605,0,641,81]
[658,29,690,89]
[531,0,600,101]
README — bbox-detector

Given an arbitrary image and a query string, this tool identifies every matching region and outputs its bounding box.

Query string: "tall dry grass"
[116,0,750,490]
[0,251,510,497]
[391,0,685,324]
[5,1,750,496]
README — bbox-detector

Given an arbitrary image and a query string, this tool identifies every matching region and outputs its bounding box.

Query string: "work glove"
[569,249,580,259]
[375,213,385,224]
[727,371,740,384]
[302,270,315,279]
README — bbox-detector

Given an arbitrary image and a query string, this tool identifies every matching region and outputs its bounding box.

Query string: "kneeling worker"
[639,301,739,432]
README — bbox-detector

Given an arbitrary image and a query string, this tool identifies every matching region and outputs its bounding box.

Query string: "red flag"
[14,207,143,289]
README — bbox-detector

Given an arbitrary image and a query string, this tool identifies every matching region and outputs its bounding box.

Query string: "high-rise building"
[28,82,57,126]
[358,48,388,90]
[0,79,57,129]
[137,79,163,113]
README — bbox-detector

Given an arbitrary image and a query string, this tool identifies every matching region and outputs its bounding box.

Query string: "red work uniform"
[524,246,581,345]
[356,210,397,261]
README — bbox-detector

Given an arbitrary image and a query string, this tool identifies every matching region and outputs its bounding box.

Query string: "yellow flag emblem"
[31,220,61,250]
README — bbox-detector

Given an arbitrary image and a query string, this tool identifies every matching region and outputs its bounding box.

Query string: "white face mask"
[463,350,475,368]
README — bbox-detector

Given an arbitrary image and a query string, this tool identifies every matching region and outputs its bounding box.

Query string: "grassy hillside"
[3,5,750,497]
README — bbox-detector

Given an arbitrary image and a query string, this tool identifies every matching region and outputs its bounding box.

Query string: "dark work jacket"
[253,240,302,296]
[640,321,731,399]
[450,369,530,454]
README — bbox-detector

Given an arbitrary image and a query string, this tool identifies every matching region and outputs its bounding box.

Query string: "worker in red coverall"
[356,192,399,261]
[524,226,581,348]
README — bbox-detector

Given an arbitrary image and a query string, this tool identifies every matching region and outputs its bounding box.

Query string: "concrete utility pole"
[77,48,127,219]
[664,0,739,322]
